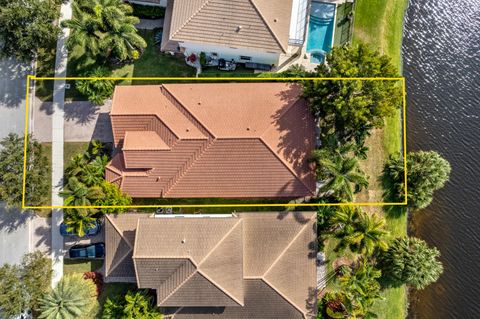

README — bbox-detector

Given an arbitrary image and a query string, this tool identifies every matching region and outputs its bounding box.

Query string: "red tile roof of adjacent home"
[106,83,316,198]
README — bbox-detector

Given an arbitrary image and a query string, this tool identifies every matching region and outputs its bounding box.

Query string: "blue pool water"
[306,2,336,63]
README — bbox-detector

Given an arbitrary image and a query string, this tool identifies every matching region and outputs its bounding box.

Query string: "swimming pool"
[306,1,336,63]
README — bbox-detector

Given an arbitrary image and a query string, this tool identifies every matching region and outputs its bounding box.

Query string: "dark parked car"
[68,243,105,259]
[60,220,101,237]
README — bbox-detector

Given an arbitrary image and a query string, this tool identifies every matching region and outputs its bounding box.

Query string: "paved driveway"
[33,98,113,142]
[0,57,32,139]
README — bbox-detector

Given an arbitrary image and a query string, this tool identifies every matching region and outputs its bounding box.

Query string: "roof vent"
[181,239,186,244]
[274,18,278,22]
[186,128,190,132]
[246,127,251,131]
[236,25,242,32]
[197,101,201,105]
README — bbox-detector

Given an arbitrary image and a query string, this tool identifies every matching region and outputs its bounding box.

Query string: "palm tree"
[61,3,102,58]
[64,208,97,237]
[378,237,443,289]
[60,176,104,207]
[317,153,369,201]
[333,207,388,255]
[123,290,162,319]
[38,274,98,319]
[62,0,146,62]
[337,259,382,315]
[102,16,146,61]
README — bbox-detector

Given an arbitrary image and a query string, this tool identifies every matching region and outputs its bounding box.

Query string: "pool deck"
[279,0,354,72]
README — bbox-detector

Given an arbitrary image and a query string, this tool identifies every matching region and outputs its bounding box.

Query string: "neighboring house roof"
[106,83,316,198]
[163,0,294,53]
[105,212,317,319]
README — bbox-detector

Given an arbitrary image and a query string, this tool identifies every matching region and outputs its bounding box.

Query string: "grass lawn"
[64,142,90,167]
[34,142,53,217]
[352,0,409,318]
[67,29,195,84]
[63,259,104,275]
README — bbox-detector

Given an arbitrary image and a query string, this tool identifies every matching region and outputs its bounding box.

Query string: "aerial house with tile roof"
[105,82,316,199]
[132,0,309,67]
[104,212,317,319]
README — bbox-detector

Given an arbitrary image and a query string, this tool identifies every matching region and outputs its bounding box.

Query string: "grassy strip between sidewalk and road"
[353,0,409,318]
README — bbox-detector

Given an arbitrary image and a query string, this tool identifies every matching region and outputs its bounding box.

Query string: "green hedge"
[130,3,166,19]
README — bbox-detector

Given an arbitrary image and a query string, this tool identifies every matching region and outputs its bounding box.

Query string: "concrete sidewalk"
[51,0,72,287]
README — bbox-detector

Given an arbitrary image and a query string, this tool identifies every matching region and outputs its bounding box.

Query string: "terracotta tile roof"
[104,212,317,318]
[165,0,293,53]
[123,131,171,151]
[106,83,316,198]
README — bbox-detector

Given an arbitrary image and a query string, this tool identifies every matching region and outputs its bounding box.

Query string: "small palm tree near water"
[331,206,389,256]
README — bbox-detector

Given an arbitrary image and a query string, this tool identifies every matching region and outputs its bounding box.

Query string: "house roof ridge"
[161,85,215,139]
[158,269,199,305]
[257,137,314,195]
[170,0,212,38]
[261,278,308,317]
[197,269,244,306]
[249,0,287,53]
[198,218,242,265]
[263,215,315,277]
[163,138,216,196]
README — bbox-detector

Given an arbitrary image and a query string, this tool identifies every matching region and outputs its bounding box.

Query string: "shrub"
[199,52,207,66]
[83,272,104,297]
[76,67,115,105]
[130,3,166,19]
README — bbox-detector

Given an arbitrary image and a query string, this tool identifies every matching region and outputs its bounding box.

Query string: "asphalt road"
[0,57,33,265]
[0,57,32,139]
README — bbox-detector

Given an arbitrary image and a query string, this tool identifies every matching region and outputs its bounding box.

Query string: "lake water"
[402,0,480,318]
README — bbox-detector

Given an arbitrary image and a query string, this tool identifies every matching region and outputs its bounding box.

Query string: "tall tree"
[0,264,26,318]
[0,0,60,61]
[378,237,443,289]
[0,134,50,208]
[62,0,146,63]
[38,274,98,319]
[332,206,389,256]
[313,150,369,202]
[0,252,52,318]
[337,259,382,317]
[102,290,162,319]
[301,44,402,145]
[60,176,104,207]
[383,151,451,209]
[64,208,98,237]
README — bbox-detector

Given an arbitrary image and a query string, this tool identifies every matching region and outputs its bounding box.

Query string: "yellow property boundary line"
[22,76,408,209]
